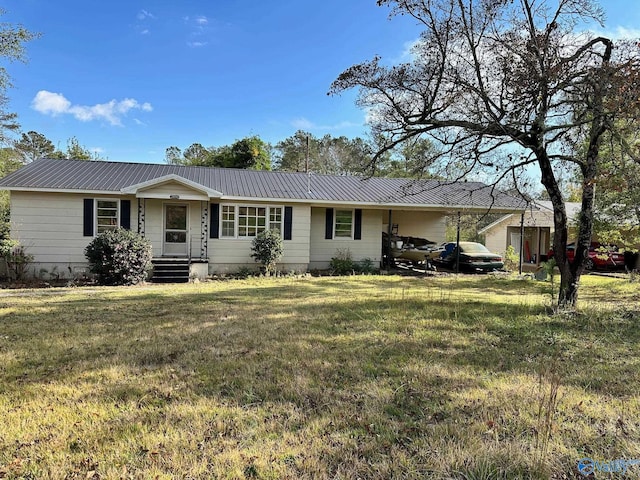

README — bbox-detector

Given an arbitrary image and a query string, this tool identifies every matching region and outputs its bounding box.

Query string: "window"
[221,205,235,237]
[220,205,283,238]
[96,200,119,234]
[239,206,266,237]
[269,207,283,233]
[334,209,353,238]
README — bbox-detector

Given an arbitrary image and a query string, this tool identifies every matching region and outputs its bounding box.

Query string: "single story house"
[481,200,582,266]
[0,158,526,280]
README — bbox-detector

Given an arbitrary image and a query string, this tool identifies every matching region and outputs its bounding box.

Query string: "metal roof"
[0,158,526,211]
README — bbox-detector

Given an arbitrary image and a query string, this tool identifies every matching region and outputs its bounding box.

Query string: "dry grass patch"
[0,275,639,479]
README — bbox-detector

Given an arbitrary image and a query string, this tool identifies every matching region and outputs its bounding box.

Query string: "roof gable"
[121,174,222,200]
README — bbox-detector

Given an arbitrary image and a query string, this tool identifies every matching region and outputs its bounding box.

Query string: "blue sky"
[3,1,639,164]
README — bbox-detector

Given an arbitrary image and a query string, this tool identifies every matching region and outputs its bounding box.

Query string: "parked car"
[548,242,626,271]
[432,241,504,272]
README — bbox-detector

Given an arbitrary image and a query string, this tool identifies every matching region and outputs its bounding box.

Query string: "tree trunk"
[558,263,581,308]
[536,147,580,308]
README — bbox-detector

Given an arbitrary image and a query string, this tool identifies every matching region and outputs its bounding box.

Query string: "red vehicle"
[548,242,626,271]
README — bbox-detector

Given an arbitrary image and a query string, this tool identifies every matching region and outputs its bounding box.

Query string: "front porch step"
[151,258,190,283]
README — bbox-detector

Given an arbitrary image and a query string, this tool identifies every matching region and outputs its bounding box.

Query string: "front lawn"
[0,275,639,479]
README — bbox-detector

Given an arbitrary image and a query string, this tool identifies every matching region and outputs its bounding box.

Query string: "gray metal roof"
[0,158,526,211]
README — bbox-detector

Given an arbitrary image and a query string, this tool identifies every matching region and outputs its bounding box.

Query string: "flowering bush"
[84,228,152,285]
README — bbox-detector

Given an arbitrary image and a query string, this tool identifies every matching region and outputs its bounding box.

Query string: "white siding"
[9,190,458,277]
[383,210,446,243]
[139,181,209,201]
[9,191,135,277]
[309,207,383,269]
[208,203,311,274]
[484,216,514,254]
[484,210,556,254]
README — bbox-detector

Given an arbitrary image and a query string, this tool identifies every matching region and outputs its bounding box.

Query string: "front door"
[164,204,188,256]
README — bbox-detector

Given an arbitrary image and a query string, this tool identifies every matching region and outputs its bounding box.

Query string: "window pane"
[268,207,283,236]
[222,222,234,237]
[97,200,117,209]
[166,231,187,243]
[166,205,187,229]
[237,205,268,237]
[96,200,118,234]
[221,206,236,238]
[222,206,235,220]
[335,210,353,238]
[270,207,282,222]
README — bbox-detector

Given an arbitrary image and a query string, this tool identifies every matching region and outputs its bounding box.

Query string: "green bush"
[355,257,378,274]
[330,248,355,275]
[251,230,284,275]
[0,238,34,281]
[235,265,256,279]
[503,245,519,272]
[84,228,152,285]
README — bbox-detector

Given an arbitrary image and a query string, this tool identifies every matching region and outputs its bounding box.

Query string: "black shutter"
[325,208,334,239]
[83,199,94,237]
[120,200,131,230]
[210,203,220,239]
[354,209,362,240]
[284,206,293,240]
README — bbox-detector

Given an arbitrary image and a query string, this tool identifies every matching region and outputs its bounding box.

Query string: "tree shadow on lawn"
[3,281,638,399]
[2,281,639,478]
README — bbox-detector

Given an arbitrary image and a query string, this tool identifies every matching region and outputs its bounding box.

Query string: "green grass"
[0,274,639,479]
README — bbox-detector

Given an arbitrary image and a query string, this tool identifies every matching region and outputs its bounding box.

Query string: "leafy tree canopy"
[14,130,55,163]
[273,130,440,178]
[0,9,39,145]
[165,136,272,170]
[273,131,370,175]
[591,128,640,249]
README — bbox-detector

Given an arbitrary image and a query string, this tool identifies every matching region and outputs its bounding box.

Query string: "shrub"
[330,248,355,275]
[355,257,378,274]
[0,238,34,281]
[503,245,519,272]
[235,265,256,279]
[84,228,152,285]
[250,230,283,275]
[540,258,558,302]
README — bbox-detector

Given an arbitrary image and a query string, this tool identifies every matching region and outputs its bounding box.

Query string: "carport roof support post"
[456,211,461,274]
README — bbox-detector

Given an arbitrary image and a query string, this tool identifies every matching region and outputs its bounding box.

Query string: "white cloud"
[31,91,153,126]
[396,39,421,63]
[291,117,362,131]
[195,15,209,26]
[604,26,640,40]
[292,117,315,130]
[183,14,215,47]
[31,90,71,116]
[137,9,156,20]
